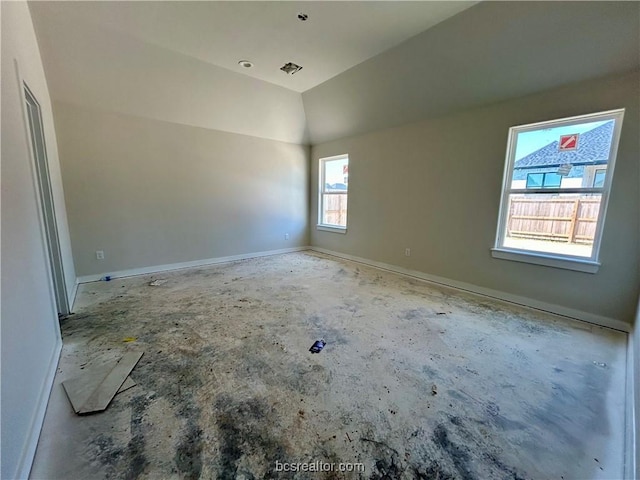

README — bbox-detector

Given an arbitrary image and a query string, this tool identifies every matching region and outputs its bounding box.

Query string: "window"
[492,109,624,273]
[593,169,606,188]
[318,154,348,232]
[526,172,562,189]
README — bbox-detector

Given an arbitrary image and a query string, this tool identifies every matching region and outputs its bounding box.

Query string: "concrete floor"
[31,251,628,479]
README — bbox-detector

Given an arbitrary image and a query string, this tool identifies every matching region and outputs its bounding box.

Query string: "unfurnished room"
[1,1,639,479]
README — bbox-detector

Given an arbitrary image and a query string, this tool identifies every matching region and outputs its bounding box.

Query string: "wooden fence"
[323,194,348,227]
[507,196,601,244]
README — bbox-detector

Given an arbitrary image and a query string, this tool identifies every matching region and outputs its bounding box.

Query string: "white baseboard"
[15,339,62,480]
[76,244,630,332]
[628,300,640,480]
[309,246,630,333]
[77,246,310,284]
[625,331,637,479]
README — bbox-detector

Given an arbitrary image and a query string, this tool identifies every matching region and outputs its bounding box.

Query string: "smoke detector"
[280,62,303,75]
[238,60,253,68]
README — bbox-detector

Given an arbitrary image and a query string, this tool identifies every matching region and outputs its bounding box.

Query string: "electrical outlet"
[405,248,411,257]
[284,233,290,240]
[96,250,105,260]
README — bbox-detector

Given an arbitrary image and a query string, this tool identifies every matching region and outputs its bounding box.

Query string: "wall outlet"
[405,248,411,257]
[96,250,105,260]
[284,233,290,240]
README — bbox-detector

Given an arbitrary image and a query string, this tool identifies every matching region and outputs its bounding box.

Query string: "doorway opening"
[24,84,70,316]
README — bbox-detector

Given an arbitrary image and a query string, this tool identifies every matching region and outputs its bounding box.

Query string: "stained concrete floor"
[30,252,628,479]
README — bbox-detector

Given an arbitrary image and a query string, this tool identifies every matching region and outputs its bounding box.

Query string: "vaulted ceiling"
[29,1,474,92]
[30,1,639,145]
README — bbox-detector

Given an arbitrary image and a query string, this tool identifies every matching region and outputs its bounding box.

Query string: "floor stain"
[31,252,628,480]
[214,395,286,479]
[432,424,475,480]
[125,394,150,480]
[174,421,203,479]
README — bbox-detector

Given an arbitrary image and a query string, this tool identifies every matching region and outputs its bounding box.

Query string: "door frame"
[21,80,70,316]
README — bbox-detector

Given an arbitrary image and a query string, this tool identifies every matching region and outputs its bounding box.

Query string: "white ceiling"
[303,1,640,143]
[31,1,637,146]
[29,1,475,93]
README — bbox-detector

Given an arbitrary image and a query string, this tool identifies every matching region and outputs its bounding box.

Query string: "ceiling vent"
[280,62,303,75]
[297,13,308,21]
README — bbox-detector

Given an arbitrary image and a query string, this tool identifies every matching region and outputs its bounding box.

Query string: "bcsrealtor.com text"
[274,460,365,473]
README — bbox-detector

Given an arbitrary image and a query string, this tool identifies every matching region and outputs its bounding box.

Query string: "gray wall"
[29,2,308,145]
[310,72,639,325]
[1,2,75,478]
[55,102,309,277]
[303,1,640,144]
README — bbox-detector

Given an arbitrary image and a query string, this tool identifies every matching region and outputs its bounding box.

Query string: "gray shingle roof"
[514,120,614,169]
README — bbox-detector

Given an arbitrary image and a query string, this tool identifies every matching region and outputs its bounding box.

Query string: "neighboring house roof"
[514,120,614,170]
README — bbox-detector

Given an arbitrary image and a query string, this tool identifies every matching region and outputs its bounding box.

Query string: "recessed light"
[297,13,308,21]
[238,60,253,68]
[280,62,303,75]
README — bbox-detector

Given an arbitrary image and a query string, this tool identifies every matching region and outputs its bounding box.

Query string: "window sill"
[317,225,347,234]
[491,247,600,273]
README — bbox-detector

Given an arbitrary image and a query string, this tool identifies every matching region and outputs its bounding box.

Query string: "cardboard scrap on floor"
[62,351,143,415]
[118,376,137,394]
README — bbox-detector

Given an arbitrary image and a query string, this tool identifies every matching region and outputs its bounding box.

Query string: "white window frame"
[492,109,625,273]
[317,154,348,233]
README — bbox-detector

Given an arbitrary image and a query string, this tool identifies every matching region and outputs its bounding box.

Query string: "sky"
[325,157,349,185]
[514,120,609,160]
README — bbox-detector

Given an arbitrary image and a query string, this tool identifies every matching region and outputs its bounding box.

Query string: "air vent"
[297,13,308,21]
[280,62,303,75]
